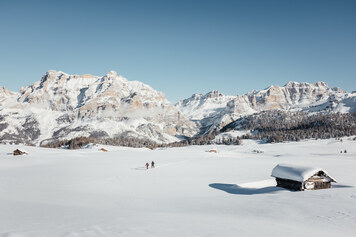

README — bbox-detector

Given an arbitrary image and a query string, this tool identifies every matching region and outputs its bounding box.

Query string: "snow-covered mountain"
[0,70,196,145]
[176,81,355,134]
[0,87,15,106]
[1,73,355,146]
[175,90,235,120]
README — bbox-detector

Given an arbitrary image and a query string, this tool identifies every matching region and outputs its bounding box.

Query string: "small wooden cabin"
[100,148,108,152]
[13,149,27,156]
[271,164,336,191]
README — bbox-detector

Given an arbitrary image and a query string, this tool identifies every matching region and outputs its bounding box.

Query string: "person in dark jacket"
[151,161,155,168]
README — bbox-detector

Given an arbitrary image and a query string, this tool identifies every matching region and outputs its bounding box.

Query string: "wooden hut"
[100,148,108,152]
[271,164,336,191]
[13,149,27,156]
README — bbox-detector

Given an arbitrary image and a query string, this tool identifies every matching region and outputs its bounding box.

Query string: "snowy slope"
[0,87,16,107]
[0,138,356,236]
[1,77,355,145]
[0,70,197,145]
[177,82,354,134]
[175,90,235,120]
[304,93,356,113]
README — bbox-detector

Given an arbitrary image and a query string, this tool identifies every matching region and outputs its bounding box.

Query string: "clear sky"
[0,0,355,103]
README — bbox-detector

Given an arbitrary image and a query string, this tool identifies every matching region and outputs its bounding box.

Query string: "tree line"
[41,111,356,149]
[222,111,356,143]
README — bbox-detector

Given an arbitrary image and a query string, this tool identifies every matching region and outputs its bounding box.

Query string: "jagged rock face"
[177,81,351,135]
[176,90,235,120]
[0,70,196,145]
[0,87,15,106]
[227,82,345,115]
[17,70,169,113]
[1,75,354,145]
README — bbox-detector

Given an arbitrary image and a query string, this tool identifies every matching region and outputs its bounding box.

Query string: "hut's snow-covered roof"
[271,164,336,182]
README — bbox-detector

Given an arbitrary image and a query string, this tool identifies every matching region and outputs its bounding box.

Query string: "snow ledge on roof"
[271,163,336,183]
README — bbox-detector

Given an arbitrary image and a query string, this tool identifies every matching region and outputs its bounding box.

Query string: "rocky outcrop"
[175,90,235,120]
[177,81,351,135]
[0,87,15,107]
[0,70,196,145]
[225,82,345,115]
[1,74,354,146]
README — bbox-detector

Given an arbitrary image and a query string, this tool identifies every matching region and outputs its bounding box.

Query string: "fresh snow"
[214,130,250,141]
[271,163,336,182]
[176,82,354,135]
[0,138,356,236]
[175,91,235,120]
[0,70,195,144]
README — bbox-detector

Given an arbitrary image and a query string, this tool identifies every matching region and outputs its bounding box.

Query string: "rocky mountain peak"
[205,90,223,99]
[176,81,354,135]
[106,70,118,77]
[0,70,197,145]
[178,90,225,105]
[281,81,330,89]
[42,70,67,80]
[1,74,354,146]
[0,87,15,106]
[176,90,235,121]
[314,81,328,87]
[284,81,299,87]
[0,86,15,96]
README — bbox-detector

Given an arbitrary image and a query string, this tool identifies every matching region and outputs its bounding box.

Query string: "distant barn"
[271,164,336,191]
[100,148,108,152]
[13,149,27,156]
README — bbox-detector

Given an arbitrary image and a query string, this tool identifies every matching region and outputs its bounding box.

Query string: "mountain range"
[176,81,356,135]
[0,70,355,145]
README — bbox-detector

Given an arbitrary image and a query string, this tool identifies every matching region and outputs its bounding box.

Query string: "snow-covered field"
[0,138,356,237]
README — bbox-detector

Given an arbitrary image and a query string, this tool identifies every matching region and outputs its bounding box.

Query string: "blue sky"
[0,0,355,102]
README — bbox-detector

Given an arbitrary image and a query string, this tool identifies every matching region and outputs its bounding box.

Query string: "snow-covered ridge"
[15,70,167,111]
[0,87,15,106]
[176,81,354,134]
[0,70,196,145]
[175,90,235,120]
[1,74,355,146]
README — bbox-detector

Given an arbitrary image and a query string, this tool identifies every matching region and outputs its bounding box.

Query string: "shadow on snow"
[209,183,353,195]
[209,183,286,195]
[331,184,354,189]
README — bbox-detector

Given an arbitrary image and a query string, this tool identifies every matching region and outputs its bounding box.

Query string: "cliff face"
[0,87,15,106]
[177,82,352,134]
[175,90,235,120]
[0,70,196,145]
[1,73,354,146]
[226,81,345,114]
